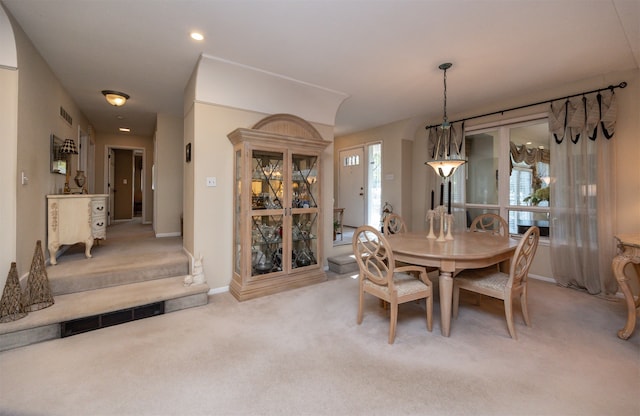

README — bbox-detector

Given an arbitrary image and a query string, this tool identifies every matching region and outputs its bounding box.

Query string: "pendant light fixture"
[426,62,465,178]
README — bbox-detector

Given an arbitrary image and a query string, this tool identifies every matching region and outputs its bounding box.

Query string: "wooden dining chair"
[383,213,437,276]
[383,213,407,236]
[453,226,540,339]
[470,213,509,240]
[352,225,433,344]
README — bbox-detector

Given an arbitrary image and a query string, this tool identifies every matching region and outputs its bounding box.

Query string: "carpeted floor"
[0,271,638,416]
[333,226,355,247]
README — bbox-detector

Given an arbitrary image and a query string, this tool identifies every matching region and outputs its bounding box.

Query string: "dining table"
[386,230,519,337]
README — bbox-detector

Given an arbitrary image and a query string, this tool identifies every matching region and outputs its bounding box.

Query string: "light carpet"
[0,275,638,416]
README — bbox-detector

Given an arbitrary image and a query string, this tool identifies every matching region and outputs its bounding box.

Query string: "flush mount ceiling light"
[101,90,130,107]
[190,31,204,41]
[426,62,466,178]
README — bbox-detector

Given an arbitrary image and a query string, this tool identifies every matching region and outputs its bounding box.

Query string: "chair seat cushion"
[456,269,509,292]
[364,272,429,297]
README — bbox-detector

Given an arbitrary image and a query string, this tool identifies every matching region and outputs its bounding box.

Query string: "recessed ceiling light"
[190,32,204,41]
[119,127,131,132]
[526,141,532,145]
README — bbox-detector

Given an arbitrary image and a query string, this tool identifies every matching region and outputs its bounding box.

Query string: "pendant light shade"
[426,63,466,178]
[427,159,466,178]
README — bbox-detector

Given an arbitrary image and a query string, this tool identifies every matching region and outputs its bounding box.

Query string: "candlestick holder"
[426,209,436,239]
[436,205,447,242]
[445,214,454,240]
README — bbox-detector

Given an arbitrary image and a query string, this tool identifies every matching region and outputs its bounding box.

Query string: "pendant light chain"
[442,66,448,126]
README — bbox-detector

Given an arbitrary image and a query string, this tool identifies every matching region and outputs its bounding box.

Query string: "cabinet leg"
[48,242,59,265]
[84,237,94,259]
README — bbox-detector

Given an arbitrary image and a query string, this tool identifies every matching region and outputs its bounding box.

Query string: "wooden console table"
[333,208,344,241]
[612,233,640,340]
[47,194,108,265]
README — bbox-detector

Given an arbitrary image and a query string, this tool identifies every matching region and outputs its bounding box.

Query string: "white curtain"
[549,90,618,295]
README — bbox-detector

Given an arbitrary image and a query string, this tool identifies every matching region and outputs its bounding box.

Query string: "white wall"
[9,10,91,280]
[0,67,18,289]
[154,113,183,236]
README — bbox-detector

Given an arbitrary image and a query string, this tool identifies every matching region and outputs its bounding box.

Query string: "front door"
[338,147,365,227]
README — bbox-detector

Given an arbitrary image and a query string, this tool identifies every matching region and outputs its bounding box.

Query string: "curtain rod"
[425,81,627,130]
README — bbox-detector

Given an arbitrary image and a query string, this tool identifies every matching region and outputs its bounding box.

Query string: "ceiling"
[2,0,638,137]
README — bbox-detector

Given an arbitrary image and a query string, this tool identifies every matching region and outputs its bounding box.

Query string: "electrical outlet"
[206,177,217,187]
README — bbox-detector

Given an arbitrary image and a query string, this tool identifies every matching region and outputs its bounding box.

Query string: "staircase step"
[328,254,359,274]
[0,276,209,351]
[47,251,189,296]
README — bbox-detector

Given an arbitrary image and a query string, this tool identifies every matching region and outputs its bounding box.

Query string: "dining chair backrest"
[508,225,540,289]
[470,213,509,239]
[383,213,407,236]
[352,225,395,288]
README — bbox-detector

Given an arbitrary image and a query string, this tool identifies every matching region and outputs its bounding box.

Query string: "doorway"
[106,146,145,225]
[337,142,382,229]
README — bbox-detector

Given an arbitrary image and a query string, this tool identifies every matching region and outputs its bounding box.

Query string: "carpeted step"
[47,251,189,296]
[328,254,359,274]
[0,275,209,351]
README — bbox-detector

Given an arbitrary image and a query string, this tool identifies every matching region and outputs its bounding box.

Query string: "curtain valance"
[548,89,617,144]
[510,142,550,166]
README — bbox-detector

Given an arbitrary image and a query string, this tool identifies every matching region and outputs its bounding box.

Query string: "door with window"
[338,147,364,227]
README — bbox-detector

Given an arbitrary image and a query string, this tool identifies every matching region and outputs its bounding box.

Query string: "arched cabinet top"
[228,113,330,150]
[251,113,324,141]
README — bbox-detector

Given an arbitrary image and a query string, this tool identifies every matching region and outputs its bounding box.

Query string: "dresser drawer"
[92,215,107,239]
[91,198,107,216]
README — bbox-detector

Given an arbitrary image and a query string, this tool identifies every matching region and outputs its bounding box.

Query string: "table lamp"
[59,138,78,193]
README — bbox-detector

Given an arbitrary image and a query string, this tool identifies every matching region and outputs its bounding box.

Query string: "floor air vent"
[61,301,165,337]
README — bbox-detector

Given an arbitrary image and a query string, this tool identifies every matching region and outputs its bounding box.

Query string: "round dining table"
[386,231,519,337]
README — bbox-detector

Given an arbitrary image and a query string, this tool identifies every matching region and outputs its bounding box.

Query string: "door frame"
[104,145,146,225]
[338,145,365,227]
[337,141,382,228]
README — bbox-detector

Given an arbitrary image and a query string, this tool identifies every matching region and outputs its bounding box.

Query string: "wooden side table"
[333,208,344,241]
[612,234,640,340]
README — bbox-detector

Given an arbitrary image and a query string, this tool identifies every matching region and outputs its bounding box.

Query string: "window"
[462,117,550,237]
[343,154,360,166]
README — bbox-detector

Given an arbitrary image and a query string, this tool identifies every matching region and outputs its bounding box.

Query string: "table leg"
[439,270,454,337]
[612,254,639,340]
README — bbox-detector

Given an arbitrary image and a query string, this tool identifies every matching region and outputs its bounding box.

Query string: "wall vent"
[59,106,72,126]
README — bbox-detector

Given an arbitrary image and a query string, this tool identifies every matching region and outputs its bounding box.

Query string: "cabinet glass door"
[291,154,319,269]
[250,150,285,276]
[251,214,284,276]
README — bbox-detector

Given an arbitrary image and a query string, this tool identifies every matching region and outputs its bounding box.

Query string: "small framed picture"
[186,143,192,162]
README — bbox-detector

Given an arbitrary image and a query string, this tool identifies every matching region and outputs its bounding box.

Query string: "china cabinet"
[227,114,331,301]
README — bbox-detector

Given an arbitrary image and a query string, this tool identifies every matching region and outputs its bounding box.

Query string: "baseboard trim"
[529,274,556,284]
[156,232,181,237]
[209,286,229,295]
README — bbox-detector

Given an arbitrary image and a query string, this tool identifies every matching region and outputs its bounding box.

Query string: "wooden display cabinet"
[227,114,331,301]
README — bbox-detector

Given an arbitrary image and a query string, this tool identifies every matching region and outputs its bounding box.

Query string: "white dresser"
[47,194,108,265]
